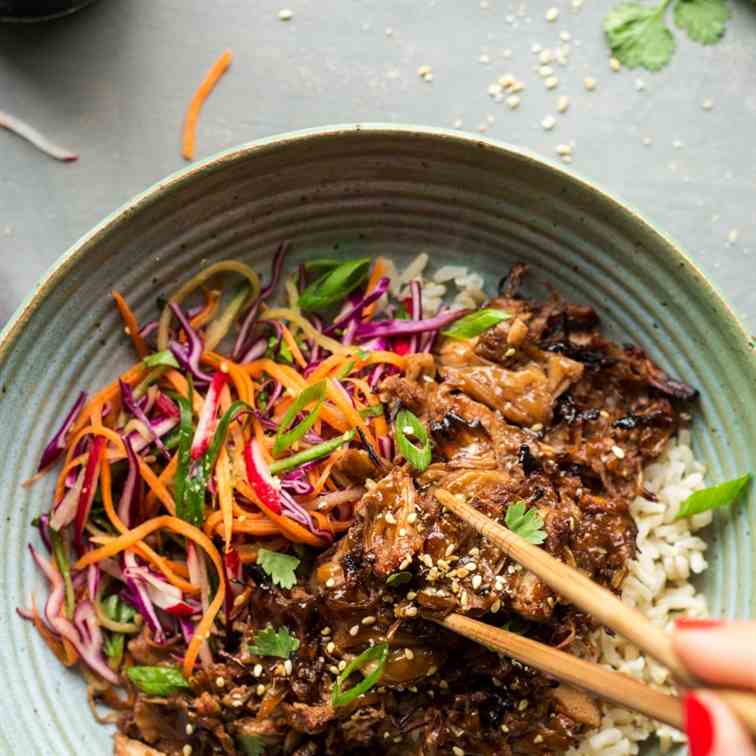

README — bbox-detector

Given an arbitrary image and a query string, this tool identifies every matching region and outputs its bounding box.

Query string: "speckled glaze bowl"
[0,125,753,755]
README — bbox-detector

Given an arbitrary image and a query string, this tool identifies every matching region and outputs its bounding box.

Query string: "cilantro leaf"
[237,735,266,756]
[675,473,751,520]
[504,501,546,545]
[257,548,301,589]
[604,1,676,71]
[386,571,413,587]
[674,0,729,44]
[248,625,301,659]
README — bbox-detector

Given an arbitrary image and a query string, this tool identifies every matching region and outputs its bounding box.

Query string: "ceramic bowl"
[0,124,752,755]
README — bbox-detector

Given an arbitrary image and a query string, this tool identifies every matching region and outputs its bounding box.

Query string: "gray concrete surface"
[1,0,754,331]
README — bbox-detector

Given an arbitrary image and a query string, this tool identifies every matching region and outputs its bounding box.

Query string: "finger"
[685,691,756,756]
[673,620,756,690]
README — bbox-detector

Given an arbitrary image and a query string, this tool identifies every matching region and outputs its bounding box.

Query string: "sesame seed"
[400,556,413,570]
[510,80,525,93]
[560,30,572,41]
[328,665,339,675]
[506,94,521,110]
[539,49,553,64]
[362,615,377,625]
[407,512,417,524]
[453,747,465,756]
[539,64,554,78]
[545,76,559,90]
[185,724,194,736]
[338,659,347,671]
[253,664,263,677]
[545,7,559,21]
[349,625,360,636]
[541,115,556,131]
[405,648,415,660]
[478,53,491,64]
[325,577,336,588]
[728,228,739,244]
[406,590,417,600]
[531,423,543,432]
[183,746,193,756]
[405,606,418,617]
[321,626,332,636]
[277,8,293,21]
[518,699,529,711]
[472,574,482,590]
[440,679,449,689]
[611,445,625,459]
[702,98,713,110]
[491,599,502,613]
[556,144,572,157]
[583,76,597,91]
[215,676,225,688]
[385,512,397,524]
[326,641,336,654]
[534,734,544,744]
[610,56,621,71]
[557,95,570,113]
[505,347,516,357]
[399,527,407,536]
[417,65,433,82]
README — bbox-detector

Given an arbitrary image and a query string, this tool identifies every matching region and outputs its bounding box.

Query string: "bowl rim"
[1,122,752,367]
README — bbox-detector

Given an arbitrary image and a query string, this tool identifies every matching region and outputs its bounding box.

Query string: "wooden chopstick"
[440,612,684,729]
[435,488,756,737]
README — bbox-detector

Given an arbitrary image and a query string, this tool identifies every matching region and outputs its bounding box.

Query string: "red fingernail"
[684,693,715,756]
[675,618,722,630]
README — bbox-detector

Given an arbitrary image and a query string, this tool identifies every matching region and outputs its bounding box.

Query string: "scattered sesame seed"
[556,143,572,157]
[560,30,572,41]
[399,527,407,537]
[407,512,417,524]
[534,734,544,744]
[583,76,597,91]
[337,659,347,671]
[256,683,266,695]
[702,98,714,111]
[400,556,413,569]
[539,64,554,78]
[491,599,502,613]
[545,76,559,90]
[277,8,293,21]
[510,80,525,93]
[611,445,625,459]
[328,665,339,675]
[405,648,415,660]
[472,574,483,590]
[321,626,332,636]
[283,659,293,675]
[417,65,434,82]
[405,605,418,617]
[728,229,739,244]
[326,641,336,654]
[407,590,417,600]
[183,746,193,756]
[506,94,521,109]
[545,7,559,22]
[572,0,584,9]
[385,512,397,524]
[453,118,463,129]
[185,724,194,736]
[325,577,336,588]
[215,676,225,688]
[362,615,377,625]
[253,663,263,677]
[539,49,553,64]
[610,56,621,72]
[479,53,491,64]
[531,423,543,432]
[453,747,465,756]
[557,95,570,113]
[349,624,360,636]
[518,699,529,711]
[445,543,456,557]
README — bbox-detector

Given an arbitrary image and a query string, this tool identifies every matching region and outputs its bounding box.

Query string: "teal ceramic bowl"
[0,124,753,755]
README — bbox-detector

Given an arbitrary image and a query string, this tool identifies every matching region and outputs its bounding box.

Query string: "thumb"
[684,691,756,756]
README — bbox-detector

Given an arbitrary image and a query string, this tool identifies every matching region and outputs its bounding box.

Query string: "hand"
[673,619,756,756]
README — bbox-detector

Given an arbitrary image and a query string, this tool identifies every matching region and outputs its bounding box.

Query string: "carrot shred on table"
[111,291,148,358]
[181,49,233,161]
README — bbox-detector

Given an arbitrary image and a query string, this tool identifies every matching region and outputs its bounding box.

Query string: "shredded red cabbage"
[354,308,469,341]
[37,391,87,472]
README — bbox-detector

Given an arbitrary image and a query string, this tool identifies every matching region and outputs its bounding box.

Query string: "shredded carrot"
[310,456,339,496]
[181,49,233,161]
[363,257,387,320]
[74,515,225,677]
[325,378,378,455]
[216,447,234,551]
[280,325,307,369]
[143,452,179,515]
[163,369,204,415]
[101,458,197,594]
[202,353,252,404]
[189,289,221,330]
[111,291,148,358]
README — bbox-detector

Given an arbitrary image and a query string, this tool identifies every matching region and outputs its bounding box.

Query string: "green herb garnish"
[50,529,75,619]
[298,258,371,312]
[504,501,546,545]
[143,350,180,369]
[359,403,385,419]
[395,409,431,472]
[332,642,389,707]
[442,309,510,340]
[604,0,728,71]
[675,473,751,520]
[269,430,356,475]
[257,548,301,590]
[248,626,301,659]
[126,666,191,696]
[386,571,413,587]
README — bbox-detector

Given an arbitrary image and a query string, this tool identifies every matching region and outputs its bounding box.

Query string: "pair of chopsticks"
[434,489,756,739]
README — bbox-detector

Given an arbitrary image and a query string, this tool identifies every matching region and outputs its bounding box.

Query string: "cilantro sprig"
[249,626,301,659]
[604,0,729,71]
[257,548,301,589]
[504,501,546,545]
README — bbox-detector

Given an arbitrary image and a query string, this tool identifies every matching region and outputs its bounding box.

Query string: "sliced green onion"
[50,528,74,619]
[335,360,356,379]
[442,308,510,340]
[173,391,195,525]
[133,366,168,398]
[303,258,342,274]
[273,381,327,455]
[395,302,410,320]
[143,350,180,369]
[395,409,431,472]
[386,571,412,587]
[359,403,384,418]
[675,473,752,520]
[270,430,356,475]
[126,666,191,696]
[298,258,371,312]
[331,642,389,707]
